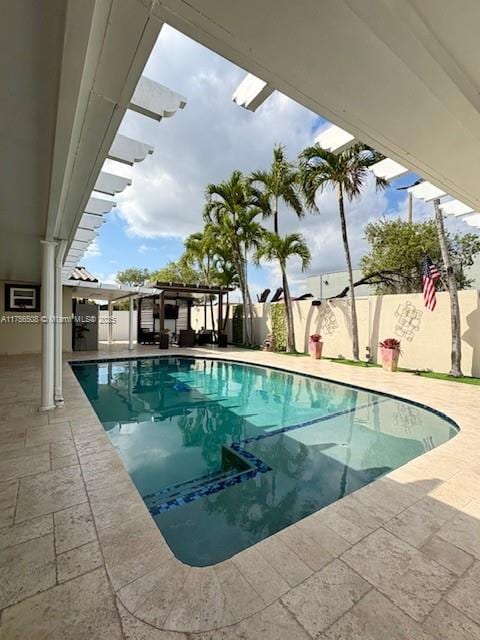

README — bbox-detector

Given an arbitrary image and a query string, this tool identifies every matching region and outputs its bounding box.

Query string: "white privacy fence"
[98,310,137,342]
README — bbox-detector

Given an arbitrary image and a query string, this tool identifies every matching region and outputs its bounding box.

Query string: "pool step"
[142,444,271,516]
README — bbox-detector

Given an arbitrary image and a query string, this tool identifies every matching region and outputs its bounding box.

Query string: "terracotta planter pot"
[309,341,323,359]
[380,346,400,372]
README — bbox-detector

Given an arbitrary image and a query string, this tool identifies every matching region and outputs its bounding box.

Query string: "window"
[5,284,41,312]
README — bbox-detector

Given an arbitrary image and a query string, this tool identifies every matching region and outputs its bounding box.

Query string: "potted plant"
[309,333,323,359]
[379,338,401,372]
[159,328,169,349]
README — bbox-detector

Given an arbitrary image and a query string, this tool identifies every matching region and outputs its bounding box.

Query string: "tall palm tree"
[433,198,463,376]
[184,228,217,329]
[204,171,264,344]
[299,143,386,360]
[250,144,304,235]
[255,232,311,352]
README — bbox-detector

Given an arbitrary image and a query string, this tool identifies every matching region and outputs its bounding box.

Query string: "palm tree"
[299,143,386,360]
[250,144,304,235]
[204,171,264,344]
[255,232,311,352]
[433,198,463,376]
[184,228,217,329]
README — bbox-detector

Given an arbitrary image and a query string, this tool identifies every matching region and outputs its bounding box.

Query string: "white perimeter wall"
[191,290,480,376]
[98,310,138,342]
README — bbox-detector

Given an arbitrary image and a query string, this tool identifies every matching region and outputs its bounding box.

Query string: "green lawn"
[327,357,480,385]
[237,347,480,385]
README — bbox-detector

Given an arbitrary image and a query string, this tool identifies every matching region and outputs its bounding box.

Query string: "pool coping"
[2,344,479,638]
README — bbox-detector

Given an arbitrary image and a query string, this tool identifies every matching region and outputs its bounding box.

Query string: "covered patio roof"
[65,279,158,302]
[154,281,235,296]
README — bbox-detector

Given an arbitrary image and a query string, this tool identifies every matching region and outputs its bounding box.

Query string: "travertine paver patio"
[0,344,480,639]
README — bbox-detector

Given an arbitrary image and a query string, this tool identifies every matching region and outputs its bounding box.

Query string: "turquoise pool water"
[72,356,457,566]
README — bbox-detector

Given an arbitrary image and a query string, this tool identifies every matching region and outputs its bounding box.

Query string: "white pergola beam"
[232,73,274,111]
[369,158,409,181]
[129,76,186,121]
[80,213,104,230]
[85,197,116,216]
[409,181,446,201]
[463,213,480,228]
[94,171,131,196]
[75,228,97,243]
[314,124,355,153]
[108,133,154,166]
[439,199,475,217]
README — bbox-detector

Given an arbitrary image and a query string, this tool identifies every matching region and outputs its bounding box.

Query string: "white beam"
[74,228,97,243]
[85,197,116,216]
[40,240,57,411]
[409,182,447,201]
[314,124,355,153]
[463,214,480,228]
[439,199,475,217]
[108,134,154,166]
[94,171,132,196]
[232,73,274,111]
[129,76,186,121]
[369,158,409,181]
[80,213,104,230]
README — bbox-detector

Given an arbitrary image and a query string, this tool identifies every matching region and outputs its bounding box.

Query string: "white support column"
[128,296,134,351]
[40,240,57,412]
[54,240,67,407]
[108,301,113,344]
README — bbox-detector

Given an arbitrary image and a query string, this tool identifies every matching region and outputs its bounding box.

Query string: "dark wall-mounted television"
[164,304,179,320]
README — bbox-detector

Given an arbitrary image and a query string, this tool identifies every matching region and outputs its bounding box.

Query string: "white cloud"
[84,238,102,258]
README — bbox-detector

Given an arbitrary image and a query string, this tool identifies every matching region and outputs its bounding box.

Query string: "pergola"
[137,282,234,346]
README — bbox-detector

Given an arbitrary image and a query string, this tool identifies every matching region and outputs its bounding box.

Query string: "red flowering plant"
[379,338,401,351]
[309,334,322,343]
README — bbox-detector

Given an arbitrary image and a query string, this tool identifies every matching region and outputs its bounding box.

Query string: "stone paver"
[57,540,104,582]
[0,533,55,609]
[54,502,96,554]
[0,568,123,639]
[1,345,480,639]
[342,528,456,621]
[15,465,87,522]
[321,589,435,640]
[281,559,371,637]
[446,562,480,625]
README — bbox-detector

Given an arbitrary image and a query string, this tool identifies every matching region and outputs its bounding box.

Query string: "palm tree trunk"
[433,198,463,376]
[274,196,279,235]
[281,263,296,352]
[223,291,230,332]
[245,282,256,345]
[236,257,250,344]
[337,184,360,360]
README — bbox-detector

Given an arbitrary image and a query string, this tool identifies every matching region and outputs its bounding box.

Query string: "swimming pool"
[72,356,457,566]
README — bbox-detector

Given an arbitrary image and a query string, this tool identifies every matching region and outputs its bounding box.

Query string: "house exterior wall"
[191,290,480,376]
[0,282,72,355]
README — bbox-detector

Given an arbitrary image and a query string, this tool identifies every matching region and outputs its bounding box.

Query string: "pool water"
[72,356,457,566]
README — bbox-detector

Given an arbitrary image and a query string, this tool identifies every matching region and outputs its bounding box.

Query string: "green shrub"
[270,303,287,351]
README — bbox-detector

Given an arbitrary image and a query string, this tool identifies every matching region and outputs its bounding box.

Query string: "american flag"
[422,255,441,311]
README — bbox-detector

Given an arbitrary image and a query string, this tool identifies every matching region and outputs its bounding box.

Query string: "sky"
[83,25,477,300]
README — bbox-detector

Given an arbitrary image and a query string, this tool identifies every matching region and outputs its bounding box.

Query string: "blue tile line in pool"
[144,397,385,516]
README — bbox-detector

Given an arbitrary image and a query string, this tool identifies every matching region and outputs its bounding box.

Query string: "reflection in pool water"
[72,356,457,566]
